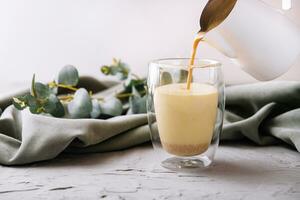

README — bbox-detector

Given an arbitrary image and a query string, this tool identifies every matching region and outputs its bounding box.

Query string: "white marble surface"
[0,143,299,200]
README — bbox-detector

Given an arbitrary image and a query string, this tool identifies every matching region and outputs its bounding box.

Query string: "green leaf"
[130,96,147,114]
[99,97,123,117]
[13,93,45,113]
[58,65,79,86]
[31,74,37,97]
[124,78,146,94]
[49,80,58,94]
[52,101,65,117]
[109,66,120,75]
[100,59,130,80]
[44,95,56,113]
[90,99,101,119]
[44,94,65,117]
[131,86,141,97]
[161,71,173,85]
[116,62,130,80]
[178,70,188,83]
[28,103,43,114]
[67,88,92,118]
[100,65,110,75]
[26,94,43,114]
[12,96,28,110]
[26,94,37,106]
[35,82,52,99]
[129,86,146,114]
[29,106,41,114]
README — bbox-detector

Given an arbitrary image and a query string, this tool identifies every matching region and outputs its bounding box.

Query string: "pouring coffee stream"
[186,34,203,90]
[186,0,238,90]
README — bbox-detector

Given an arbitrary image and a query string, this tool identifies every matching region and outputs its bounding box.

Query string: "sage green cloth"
[0,79,299,165]
[0,77,150,165]
[223,81,300,151]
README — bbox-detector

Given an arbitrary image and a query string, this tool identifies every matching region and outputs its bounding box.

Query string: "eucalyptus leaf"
[31,74,37,97]
[44,96,56,113]
[109,66,120,75]
[26,94,39,109]
[129,86,146,114]
[116,60,130,80]
[44,94,65,117]
[131,85,141,97]
[58,65,79,86]
[175,69,188,83]
[100,59,130,80]
[12,96,28,110]
[51,101,65,118]
[13,93,40,113]
[100,65,110,75]
[124,78,146,94]
[200,0,237,33]
[90,99,101,119]
[35,82,51,99]
[130,96,146,114]
[29,105,42,114]
[49,80,58,94]
[67,88,92,118]
[99,97,123,117]
[27,94,43,114]
[161,71,173,85]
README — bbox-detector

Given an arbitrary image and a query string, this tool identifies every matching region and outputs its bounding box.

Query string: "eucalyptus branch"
[116,93,134,98]
[31,74,37,97]
[48,81,78,92]
[58,95,74,102]
[13,59,147,119]
[116,90,146,98]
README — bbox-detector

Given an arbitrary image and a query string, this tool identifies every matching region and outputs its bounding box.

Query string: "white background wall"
[0,0,299,93]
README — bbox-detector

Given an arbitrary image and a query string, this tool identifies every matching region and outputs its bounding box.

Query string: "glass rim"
[149,58,221,69]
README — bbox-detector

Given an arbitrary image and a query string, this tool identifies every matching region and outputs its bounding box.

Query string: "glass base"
[161,156,212,171]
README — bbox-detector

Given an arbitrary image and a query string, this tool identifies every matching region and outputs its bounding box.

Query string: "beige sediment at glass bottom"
[161,141,209,156]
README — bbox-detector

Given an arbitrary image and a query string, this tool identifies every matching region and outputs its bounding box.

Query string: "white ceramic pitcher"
[204,0,300,81]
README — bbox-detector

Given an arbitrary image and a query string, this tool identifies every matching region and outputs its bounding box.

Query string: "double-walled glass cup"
[147,58,224,171]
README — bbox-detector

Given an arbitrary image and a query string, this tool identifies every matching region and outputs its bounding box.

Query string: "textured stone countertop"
[0,143,299,200]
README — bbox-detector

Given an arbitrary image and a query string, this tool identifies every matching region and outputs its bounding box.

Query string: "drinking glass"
[147,58,224,171]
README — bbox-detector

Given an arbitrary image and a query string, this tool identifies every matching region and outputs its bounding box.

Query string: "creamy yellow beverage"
[154,83,218,156]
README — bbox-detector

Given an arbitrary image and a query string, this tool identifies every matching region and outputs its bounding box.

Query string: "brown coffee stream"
[186,32,204,90]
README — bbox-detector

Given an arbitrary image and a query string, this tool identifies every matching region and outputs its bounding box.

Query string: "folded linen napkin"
[0,78,299,165]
